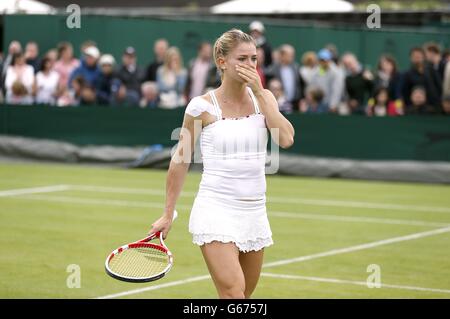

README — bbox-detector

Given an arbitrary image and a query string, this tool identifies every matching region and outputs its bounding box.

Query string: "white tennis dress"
[185,87,273,252]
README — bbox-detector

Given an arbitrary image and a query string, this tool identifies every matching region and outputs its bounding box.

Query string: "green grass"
[0,162,449,298]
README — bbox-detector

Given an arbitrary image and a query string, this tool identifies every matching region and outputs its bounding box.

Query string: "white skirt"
[189,192,273,253]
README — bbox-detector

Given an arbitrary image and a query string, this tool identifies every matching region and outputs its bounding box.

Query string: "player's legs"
[200,241,246,299]
[239,249,264,298]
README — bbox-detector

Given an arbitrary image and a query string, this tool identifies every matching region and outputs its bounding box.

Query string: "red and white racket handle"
[140,210,178,244]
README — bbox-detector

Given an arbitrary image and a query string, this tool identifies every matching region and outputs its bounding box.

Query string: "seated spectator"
[156,47,187,109]
[300,86,328,114]
[57,75,96,106]
[405,86,435,114]
[341,52,374,115]
[34,56,60,105]
[309,48,344,113]
[366,87,403,117]
[54,42,80,91]
[5,52,34,104]
[145,39,169,82]
[117,46,145,106]
[25,41,41,73]
[442,95,450,115]
[2,41,22,92]
[267,79,293,113]
[68,46,101,88]
[299,51,318,86]
[140,81,159,108]
[256,47,267,88]
[186,42,214,100]
[96,54,123,106]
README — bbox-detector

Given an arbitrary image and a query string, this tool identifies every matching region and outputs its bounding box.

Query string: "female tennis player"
[149,29,295,299]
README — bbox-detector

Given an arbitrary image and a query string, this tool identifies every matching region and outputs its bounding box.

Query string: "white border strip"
[260,273,450,294]
[95,226,450,299]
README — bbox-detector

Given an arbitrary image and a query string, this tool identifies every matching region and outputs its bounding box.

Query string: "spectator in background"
[405,86,435,114]
[401,47,441,112]
[54,42,80,91]
[300,86,328,114]
[25,41,41,73]
[442,95,450,115]
[57,75,95,107]
[341,52,374,115]
[444,55,450,99]
[266,44,303,107]
[424,42,446,80]
[146,39,169,82]
[256,47,267,88]
[45,49,58,68]
[249,21,272,67]
[268,78,293,113]
[186,42,214,100]
[34,56,60,105]
[374,54,402,101]
[299,51,318,86]
[366,86,403,117]
[309,48,344,113]
[1,41,22,92]
[69,46,101,88]
[96,54,124,106]
[140,81,159,108]
[325,43,340,65]
[117,46,145,106]
[156,47,187,109]
[5,52,34,104]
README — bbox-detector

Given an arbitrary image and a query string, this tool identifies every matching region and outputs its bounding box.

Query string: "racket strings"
[109,247,170,279]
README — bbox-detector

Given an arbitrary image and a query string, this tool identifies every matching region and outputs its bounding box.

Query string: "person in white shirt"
[34,56,60,105]
[5,52,34,104]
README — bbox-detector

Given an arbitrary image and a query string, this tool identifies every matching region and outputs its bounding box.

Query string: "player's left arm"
[236,63,295,149]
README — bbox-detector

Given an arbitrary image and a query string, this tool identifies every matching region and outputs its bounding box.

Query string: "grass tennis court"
[0,162,449,298]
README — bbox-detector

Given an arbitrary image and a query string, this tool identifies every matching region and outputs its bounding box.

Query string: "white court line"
[12,194,448,228]
[270,211,450,228]
[0,185,70,197]
[95,226,450,299]
[96,275,211,299]
[262,226,450,268]
[66,184,450,214]
[260,273,450,295]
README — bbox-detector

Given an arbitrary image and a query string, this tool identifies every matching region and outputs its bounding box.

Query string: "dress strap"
[209,90,222,120]
[247,87,261,114]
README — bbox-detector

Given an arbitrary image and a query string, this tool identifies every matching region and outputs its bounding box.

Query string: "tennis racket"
[105,210,177,283]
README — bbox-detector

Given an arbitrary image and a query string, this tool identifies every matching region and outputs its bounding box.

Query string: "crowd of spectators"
[1,21,449,115]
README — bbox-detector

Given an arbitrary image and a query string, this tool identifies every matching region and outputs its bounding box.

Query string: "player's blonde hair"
[213,29,256,77]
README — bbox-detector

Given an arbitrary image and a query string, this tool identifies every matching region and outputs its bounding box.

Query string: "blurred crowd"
[1,21,449,116]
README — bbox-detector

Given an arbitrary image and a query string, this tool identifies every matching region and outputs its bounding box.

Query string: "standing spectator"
[256,47,267,88]
[45,49,58,70]
[96,54,124,106]
[405,86,435,115]
[54,42,80,91]
[266,44,303,106]
[309,48,344,113]
[249,21,272,67]
[299,51,318,86]
[186,42,214,100]
[140,81,160,108]
[444,56,450,99]
[401,47,441,111]
[24,41,41,73]
[341,52,374,115]
[300,86,328,114]
[1,41,22,92]
[34,56,60,105]
[5,52,34,104]
[68,46,101,88]
[156,47,187,109]
[267,78,293,113]
[117,46,145,106]
[424,42,446,80]
[374,54,402,101]
[145,39,169,82]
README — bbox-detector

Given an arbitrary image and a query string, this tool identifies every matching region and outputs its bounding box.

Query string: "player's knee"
[220,286,245,299]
